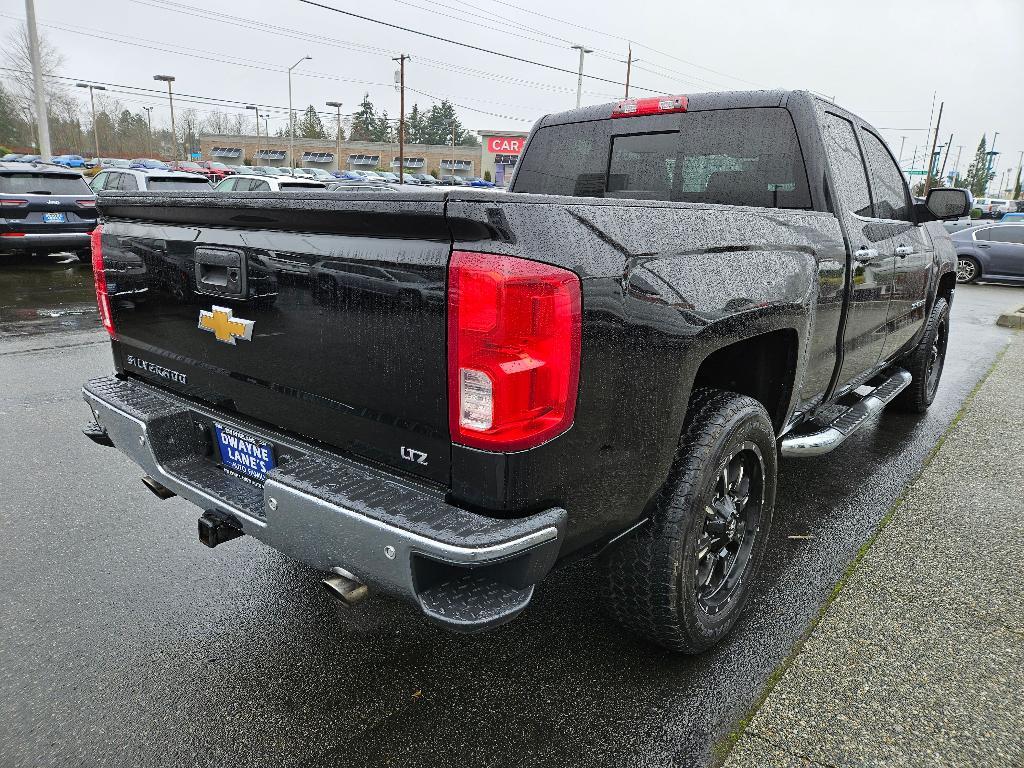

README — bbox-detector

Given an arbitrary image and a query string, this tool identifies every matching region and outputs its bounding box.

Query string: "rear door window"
[978,225,1024,244]
[513,107,811,210]
[860,130,912,221]
[0,172,92,195]
[119,173,139,192]
[821,113,872,217]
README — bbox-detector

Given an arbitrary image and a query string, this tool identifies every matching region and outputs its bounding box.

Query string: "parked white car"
[90,168,212,192]
[214,175,326,192]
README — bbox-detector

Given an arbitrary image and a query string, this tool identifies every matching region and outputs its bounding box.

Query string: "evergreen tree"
[349,93,377,142]
[422,100,477,146]
[405,103,427,144]
[374,111,395,143]
[962,135,994,198]
[297,105,327,139]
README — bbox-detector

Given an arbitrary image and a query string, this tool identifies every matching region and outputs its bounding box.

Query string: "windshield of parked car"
[514,107,812,210]
[147,177,213,190]
[0,172,93,195]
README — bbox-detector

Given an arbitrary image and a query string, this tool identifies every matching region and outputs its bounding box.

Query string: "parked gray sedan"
[951,223,1024,284]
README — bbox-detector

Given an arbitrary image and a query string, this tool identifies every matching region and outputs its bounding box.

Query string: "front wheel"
[599,389,777,653]
[894,297,950,413]
[956,256,980,284]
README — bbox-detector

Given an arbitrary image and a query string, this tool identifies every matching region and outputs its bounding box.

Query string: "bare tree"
[228,112,247,135]
[177,108,201,158]
[202,109,230,135]
[1,25,66,113]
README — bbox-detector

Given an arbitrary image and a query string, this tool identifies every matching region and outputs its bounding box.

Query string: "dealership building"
[199,128,529,185]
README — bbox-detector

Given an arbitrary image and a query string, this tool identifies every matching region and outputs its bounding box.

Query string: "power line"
[295,0,662,93]
[122,0,624,100]
[469,0,762,87]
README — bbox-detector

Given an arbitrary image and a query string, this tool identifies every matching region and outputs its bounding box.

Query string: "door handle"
[977,243,991,248]
[894,245,913,258]
[853,248,879,263]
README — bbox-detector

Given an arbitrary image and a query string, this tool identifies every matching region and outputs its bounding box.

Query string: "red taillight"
[448,251,581,451]
[77,199,96,207]
[611,95,688,118]
[0,199,28,207]
[0,232,25,237]
[90,225,115,337]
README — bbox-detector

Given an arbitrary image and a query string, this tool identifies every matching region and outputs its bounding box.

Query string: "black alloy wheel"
[695,443,765,616]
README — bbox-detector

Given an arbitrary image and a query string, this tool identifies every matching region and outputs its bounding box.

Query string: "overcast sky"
[2,0,1022,184]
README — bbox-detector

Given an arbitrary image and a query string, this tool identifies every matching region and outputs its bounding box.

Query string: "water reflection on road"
[0,252,100,336]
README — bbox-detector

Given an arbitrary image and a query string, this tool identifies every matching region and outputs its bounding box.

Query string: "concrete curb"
[996,304,1024,329]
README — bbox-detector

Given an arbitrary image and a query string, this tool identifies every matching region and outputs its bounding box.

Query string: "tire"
[599,388,777,653]
[956,256,980,284]
[893,297,950,414]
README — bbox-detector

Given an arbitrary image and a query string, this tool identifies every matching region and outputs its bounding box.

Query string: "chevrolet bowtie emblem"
[198,305,254,345]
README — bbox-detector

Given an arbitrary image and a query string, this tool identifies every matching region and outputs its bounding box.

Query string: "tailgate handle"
[194,247,244,296]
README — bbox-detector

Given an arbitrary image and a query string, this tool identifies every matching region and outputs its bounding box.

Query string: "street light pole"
[246,105,260,162]
[897,136,907,169]
[571,44,593,109]
[287,55,312,168]
[153,75,176,159]
[76,83,106,161]
[142,106,154,156]
[24,0,51,161]
[326,101,343,172]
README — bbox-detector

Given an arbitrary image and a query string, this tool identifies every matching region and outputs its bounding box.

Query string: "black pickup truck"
[82,90,970,652]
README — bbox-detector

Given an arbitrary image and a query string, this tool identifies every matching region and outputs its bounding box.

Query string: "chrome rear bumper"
[83,375,565,631]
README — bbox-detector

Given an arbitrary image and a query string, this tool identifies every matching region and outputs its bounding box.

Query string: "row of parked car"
[0,153,496,187]
[0,155,506,263]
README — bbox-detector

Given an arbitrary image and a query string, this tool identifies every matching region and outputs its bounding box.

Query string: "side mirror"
[923,187,973,221]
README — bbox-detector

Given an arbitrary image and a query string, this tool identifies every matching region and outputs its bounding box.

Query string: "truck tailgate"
[96,192,451,484]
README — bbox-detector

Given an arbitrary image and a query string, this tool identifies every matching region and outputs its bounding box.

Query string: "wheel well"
[936,269,957,305]
[690,329,798,432]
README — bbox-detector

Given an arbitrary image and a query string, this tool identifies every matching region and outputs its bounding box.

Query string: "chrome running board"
[780,368,912,458]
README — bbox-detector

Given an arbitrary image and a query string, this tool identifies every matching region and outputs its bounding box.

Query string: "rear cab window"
[0,173,92,195]
[513,107,812,210]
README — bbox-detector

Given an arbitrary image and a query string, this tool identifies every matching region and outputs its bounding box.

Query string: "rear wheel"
[956,256,980,284]
[599,389,776,653]
[894,297,949,413]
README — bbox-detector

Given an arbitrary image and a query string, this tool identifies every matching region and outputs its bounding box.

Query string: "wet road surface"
[0,269,1020,767]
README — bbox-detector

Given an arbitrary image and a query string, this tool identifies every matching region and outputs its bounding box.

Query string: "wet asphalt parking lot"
[0,252,1020,768]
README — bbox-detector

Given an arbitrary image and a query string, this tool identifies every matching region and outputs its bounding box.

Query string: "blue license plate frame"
[42,212,67,223]
[213,422,276,485]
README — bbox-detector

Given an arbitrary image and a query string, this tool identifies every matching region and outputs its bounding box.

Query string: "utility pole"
[1015,150,1023,200]
[897,135,907,169]
[76,83,106,161]
[623,45,639,98]
[924,101,943,195]
[154,75,176,159]
[246,105,261,162]
[952,145,963,184]
[937,133,953,185]
[142,106,154,157]
[287,55,312,167]
[393,54,409,184]
[24,0,51,161]
[571,44,593,109]
[326,101,343,172]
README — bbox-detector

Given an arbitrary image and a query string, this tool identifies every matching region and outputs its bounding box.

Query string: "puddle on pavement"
[0,252,100,336]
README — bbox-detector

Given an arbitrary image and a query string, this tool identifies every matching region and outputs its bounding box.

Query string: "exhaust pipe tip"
[142,475,176,500]
[323,568,369,608]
